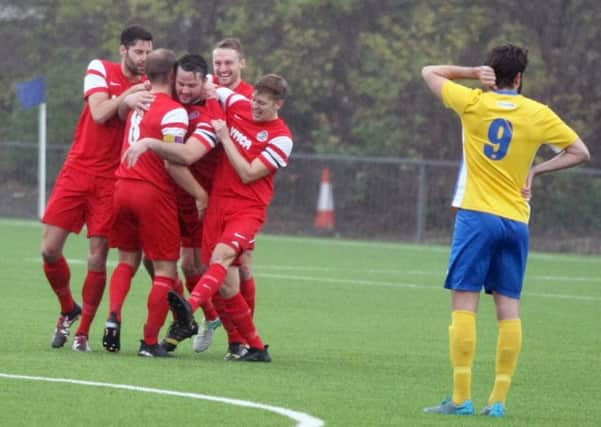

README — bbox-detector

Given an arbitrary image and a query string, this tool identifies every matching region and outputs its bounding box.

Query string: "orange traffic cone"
[314,167,335,230]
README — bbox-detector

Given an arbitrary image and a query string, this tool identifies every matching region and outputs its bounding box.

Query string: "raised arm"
[118,89,155,120]
[89,81,150,124]
[421,65,496,99]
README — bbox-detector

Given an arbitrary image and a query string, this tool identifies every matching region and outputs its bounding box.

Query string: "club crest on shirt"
[189,110,200,120]
[257,130,269,142]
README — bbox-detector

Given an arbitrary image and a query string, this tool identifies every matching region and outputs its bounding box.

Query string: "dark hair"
[255,74,288,100]
[145,49,176,84]
[120,25,153,48]
[176,54,209,78]
[484,44,528,89]
[214,37,244,58]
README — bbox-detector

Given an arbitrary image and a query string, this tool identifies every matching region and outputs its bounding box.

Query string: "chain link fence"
[2,142,601,253]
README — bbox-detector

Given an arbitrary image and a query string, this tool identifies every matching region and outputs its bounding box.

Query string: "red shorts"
[201,196,265,266]
[110,179,180,261]
[178,193,203,248]
[43,166,115,237]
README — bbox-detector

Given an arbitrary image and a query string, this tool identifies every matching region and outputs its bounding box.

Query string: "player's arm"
[124,135,209,167]
[421,65,496,99]
[212,119,270,183]
[118,89,155,120]
[522,138,590,199]
[165,162,208,212]
[88,82,150,124]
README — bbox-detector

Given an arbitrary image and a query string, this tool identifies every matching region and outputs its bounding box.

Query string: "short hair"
[176,54,209,78]
[120,25,153,48]
[255,74,288,100]
[145,49,176,84]
[214,37,244,58]
[484,44,528,89]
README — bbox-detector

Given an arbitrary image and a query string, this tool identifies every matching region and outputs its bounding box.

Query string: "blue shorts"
[444,209,529,299]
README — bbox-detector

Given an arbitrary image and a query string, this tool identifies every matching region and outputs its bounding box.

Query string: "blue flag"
[16,77,46,109]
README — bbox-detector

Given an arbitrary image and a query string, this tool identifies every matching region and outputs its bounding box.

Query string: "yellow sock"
[488,319,522,405]
[450,310,476,404]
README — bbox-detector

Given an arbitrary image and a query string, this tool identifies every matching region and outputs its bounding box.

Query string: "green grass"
[0,218,600,426]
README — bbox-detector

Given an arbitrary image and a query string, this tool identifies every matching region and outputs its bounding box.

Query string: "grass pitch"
[0,218,599,426]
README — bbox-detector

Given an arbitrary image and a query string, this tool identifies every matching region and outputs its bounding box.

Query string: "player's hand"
[122,138,151,168]
[195,198,207,220]
[521,170,534,201]
[477,66,497,90]
[124,90,155,113]
[203,81,218,99]
[211,119,229,141]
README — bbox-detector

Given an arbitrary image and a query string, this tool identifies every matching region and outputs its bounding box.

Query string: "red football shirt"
[211,88,294,206]
[184,99,225,193]
[66,59,144,177]
[116,93,188,193]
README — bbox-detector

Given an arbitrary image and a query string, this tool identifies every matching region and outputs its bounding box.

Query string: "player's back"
[443,81,577,223]
[117,93,188,193]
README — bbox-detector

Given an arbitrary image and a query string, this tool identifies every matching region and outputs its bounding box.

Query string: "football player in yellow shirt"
[421,44,590,417]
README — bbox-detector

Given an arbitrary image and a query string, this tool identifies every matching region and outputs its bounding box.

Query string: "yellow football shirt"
[442,80,579,223]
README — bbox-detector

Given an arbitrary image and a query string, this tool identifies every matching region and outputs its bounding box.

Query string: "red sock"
[186,269,218,321]
[189,264,227,312]
[224,292,264,349]
[144,276,174,345]
[213,292,246,345]
[201,300,219,322]
[75,270,106,337]
[108,263,135,322]
[173,276,184,296]
[184,272,202,294]
[240,276,256,316]
[43,256,75,314]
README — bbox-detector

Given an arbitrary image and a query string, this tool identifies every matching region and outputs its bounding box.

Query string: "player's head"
[484,44,528,92]
[120,25,153,76]
[175,54,209,105]
[212,38,246,89]
[145,48,177,87]
[251,74,288,122]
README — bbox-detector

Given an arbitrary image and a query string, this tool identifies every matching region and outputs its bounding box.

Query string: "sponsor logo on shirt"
[257,130,268,142]
[109,81,121,86]
[230,126,252,150]
[496,101,516,109]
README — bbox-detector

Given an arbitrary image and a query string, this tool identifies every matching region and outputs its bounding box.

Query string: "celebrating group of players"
[41,25,292,361]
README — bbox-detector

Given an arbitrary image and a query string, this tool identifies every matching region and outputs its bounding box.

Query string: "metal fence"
[3,142,601,253]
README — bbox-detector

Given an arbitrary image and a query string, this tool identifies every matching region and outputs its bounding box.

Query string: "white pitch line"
[255,272,601,302]
[5,218,600,264]
[257,265,601,283]
[18,257,601,302]
[0,373,325,427]
[22,257,601,284]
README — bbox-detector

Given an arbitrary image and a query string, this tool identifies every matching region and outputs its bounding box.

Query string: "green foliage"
[1,0,600,164]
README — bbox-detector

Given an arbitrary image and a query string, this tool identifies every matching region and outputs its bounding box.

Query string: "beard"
[124,52,143,76]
